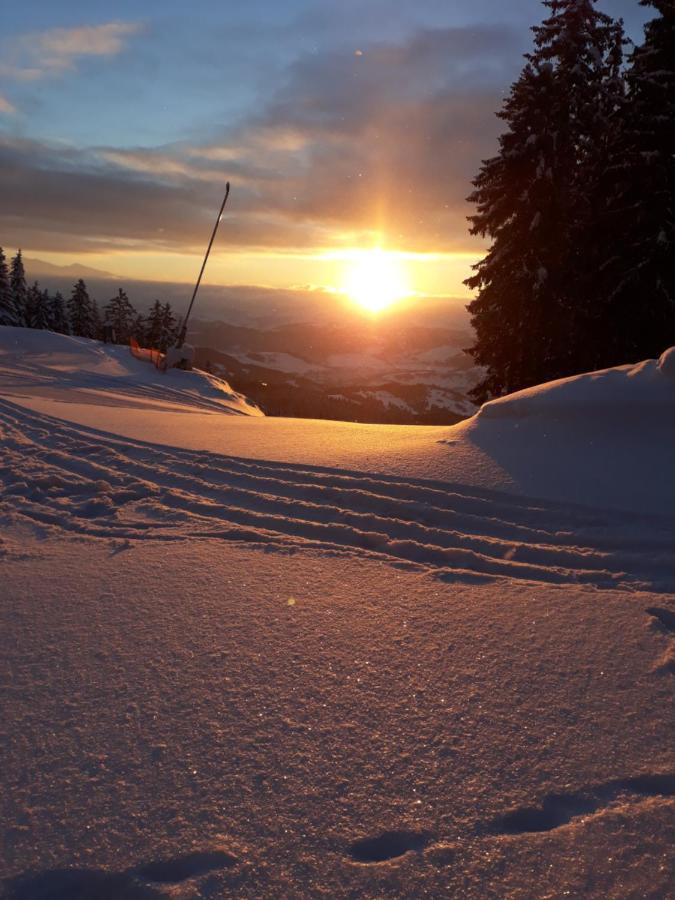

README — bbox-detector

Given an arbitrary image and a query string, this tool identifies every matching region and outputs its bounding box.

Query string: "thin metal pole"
[177,182,230,347]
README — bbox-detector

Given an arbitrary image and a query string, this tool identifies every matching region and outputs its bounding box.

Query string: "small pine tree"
[130,312,146,342]
[67,279,96,338]
[0,247,17,326]
[159,302,178,351]
[144,299,164,349]
[91,299,102,341]
[26,282,51,329]
[10,250,28,327]
[50,291,69,334]
[464,0,626,400]
[103,288,137,343]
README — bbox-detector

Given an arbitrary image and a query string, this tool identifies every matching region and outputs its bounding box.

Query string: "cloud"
[0,24,517,257]
[0,136,334,255]
[1,22,142,81]
[0,95,16,114]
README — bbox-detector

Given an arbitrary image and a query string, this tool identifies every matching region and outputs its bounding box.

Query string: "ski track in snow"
[2,397,675,593]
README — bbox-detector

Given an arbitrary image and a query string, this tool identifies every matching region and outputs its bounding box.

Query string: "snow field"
[1,327,674,897]
[2,398,675,594]
[1,542,673,898]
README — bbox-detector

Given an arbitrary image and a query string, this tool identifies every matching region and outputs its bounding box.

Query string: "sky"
[0,0,652,301]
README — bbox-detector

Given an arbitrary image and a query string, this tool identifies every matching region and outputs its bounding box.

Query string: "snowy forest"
[466,0,673,401]
[0,247,182,351]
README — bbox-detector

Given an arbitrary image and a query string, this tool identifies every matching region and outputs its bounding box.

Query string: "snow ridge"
[2,398,674,593]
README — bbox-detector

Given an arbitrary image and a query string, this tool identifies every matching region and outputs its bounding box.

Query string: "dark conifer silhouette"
[10,250,28,328]
[27,282,52,330]
[91,299,102,340]
[103,288,136,343]
[49,291,69,334]
[0,247,17,326]
[591,0,675,368]
[145,299,179,351]
[159,302,178,349]
[130,311,146,342]
[67,279,97,338]
[465,0,625,401]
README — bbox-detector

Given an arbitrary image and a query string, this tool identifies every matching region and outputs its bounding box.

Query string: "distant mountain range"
[24,257,120,280]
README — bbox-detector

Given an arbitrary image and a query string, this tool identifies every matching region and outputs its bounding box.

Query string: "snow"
[426,387,476,418]
[229,350,320,376]
[324,352,389,371]
[658,345,675,377]
[441,353,675,516]
[358,390,416,414]
[1,327,674,898]
[0,327,262,417]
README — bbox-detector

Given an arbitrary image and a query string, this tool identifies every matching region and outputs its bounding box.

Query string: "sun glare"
[342,249,411,313]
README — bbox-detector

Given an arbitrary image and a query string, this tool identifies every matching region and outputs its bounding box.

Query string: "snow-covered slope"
[0,327,262,417]
[4,332,674,516]
[1,331,673,899]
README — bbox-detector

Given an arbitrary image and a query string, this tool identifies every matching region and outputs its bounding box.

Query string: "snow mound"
[658,346,675,377]
[477,352,675,421]
[0,326,262,416]
[442,349,675,515]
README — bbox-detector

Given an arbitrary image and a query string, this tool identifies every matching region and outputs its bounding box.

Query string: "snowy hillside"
[1,332,673,898]
[0,327,262,417]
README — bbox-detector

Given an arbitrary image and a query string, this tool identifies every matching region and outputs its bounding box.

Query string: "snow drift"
[0,327,263,417]
[444,348,675,515]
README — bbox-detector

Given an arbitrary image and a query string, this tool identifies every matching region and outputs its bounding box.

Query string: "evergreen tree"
[464,0,625,400]
[592,0,675,367]
[25,281,37,328]
[159,302,178,350]
[26,281,51,329]
[67,279,96,338]
[174,316,184,347]
[0,246,17,326]
[50,291,69,334]
[144,299,164,349]
[91,299,102,340]
[10,249,28,327]
[145,300,179,351]
[103,288,136,343]
[130,312,146,342]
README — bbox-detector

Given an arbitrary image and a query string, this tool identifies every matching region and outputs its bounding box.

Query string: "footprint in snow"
[488,772,675,836]
[646,606,675,674]
[6,849,239,899]
[135,848,238,883]
[348,830,432,864]
[647,606,675,634]
[4,868,162,900]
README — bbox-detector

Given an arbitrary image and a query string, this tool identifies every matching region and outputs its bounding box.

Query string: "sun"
[341,249,411,313]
